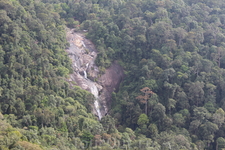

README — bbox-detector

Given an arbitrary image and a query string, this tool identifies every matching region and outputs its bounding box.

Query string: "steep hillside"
[0,0,161,150]
[57,0,225,149]
[0,0,102,149]
[3,0,225,149]
[66,28,125,119]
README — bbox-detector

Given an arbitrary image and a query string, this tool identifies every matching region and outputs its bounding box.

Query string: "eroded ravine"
[65,28,124,120]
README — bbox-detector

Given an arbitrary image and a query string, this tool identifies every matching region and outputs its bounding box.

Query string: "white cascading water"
[81,43,102,119]
[83,70,87,79]
[67,31,103,120]
[89,85,102,119]
[94,99,102,119]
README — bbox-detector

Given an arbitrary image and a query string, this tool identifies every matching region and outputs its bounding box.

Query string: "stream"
[66,29,103,120]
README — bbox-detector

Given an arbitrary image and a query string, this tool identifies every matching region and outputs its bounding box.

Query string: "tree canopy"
[2,0,225,149]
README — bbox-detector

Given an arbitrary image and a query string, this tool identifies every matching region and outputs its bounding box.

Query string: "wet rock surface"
[65,28,124,119]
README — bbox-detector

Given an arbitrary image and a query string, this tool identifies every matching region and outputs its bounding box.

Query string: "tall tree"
[136,87,154,115]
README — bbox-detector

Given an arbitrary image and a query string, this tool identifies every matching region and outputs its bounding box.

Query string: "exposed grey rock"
[65,28,124,119]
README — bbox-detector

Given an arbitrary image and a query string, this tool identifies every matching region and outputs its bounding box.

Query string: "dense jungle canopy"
[2,0,225,149]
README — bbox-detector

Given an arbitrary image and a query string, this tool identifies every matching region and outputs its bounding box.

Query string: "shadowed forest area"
[2,0,225,149]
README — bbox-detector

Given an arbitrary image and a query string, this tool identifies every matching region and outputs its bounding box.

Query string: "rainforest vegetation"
[2,0,225,149]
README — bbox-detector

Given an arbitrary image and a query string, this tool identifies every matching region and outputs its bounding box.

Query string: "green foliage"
[0,0,106,149]
[2,0,225,149]
[137,114,149,126]
[80,130,94,147]
[61,0,225,149]
[0,120,43,150]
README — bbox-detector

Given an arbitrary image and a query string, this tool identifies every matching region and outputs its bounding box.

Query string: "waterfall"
[83,70,87,79]
[89,84,102,120]
[94,99,102,119]
[67,30,104,120]
[85,72,102,120]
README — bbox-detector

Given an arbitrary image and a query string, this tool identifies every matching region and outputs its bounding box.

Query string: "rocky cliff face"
[65,28,124,119]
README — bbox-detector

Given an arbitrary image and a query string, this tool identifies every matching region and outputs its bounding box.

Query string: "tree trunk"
[145,103,147,115]
[145,93,148,115]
